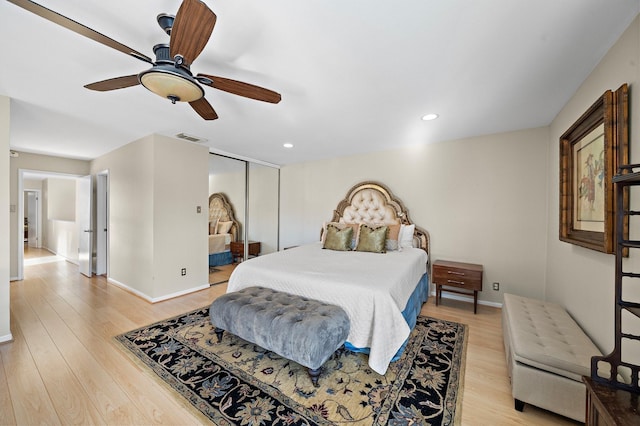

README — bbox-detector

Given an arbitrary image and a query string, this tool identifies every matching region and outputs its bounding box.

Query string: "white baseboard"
[42,247,78,265]
[107,277,210,304]
[10,276,19,282]
[107,277,151,301]
[150,284,211,303]
[0,333,14,344]
[431,290,503,309]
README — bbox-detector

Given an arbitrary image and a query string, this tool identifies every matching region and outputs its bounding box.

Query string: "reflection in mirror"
[208,154,246,284]
[248,163,279,256]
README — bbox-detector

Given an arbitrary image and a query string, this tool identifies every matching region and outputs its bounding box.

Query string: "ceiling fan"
[7,0,282,120]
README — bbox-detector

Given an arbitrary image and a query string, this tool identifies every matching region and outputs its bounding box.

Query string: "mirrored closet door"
[207,154,279,285]
[248,162,279,256]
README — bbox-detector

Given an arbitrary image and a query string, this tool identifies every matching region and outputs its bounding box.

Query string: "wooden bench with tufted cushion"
[209,286,350,387]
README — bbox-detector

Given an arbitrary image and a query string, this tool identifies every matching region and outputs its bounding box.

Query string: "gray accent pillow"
[356,224,388,253]
[323,224,353,251]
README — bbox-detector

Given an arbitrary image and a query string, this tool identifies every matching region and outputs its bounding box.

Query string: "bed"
[208,193,240,267]
[227,181,430,375]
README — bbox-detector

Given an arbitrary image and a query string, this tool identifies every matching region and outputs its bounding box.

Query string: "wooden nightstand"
[584,376,640,425]
[432,259,483,314]
[230,240,261,262]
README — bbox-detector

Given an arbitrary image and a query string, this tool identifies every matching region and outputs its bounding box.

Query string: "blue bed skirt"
[209,251,233,267]
[344,272,429,361]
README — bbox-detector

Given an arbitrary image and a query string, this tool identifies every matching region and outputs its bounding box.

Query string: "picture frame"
[559,84,628,254]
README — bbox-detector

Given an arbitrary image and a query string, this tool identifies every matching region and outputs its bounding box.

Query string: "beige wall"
[46,178,75,221]
[280,126,550,305]
[91,136,155,296]
[91,134,209,301]
[8,152,90,279]
[546,16,640,358]
[23,179,42,190]
[151,135,209,299]
[0,96,11,342]
[42,178,79,263]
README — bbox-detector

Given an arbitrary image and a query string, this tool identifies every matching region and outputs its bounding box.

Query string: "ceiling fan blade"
[170,0,216,66]
[190,97,218,120]
[7,0,153,64]
[84,75,140,92]
[197,74,282,104]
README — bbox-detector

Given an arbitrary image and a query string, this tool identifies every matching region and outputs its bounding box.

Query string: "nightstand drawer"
[433,262,482,291]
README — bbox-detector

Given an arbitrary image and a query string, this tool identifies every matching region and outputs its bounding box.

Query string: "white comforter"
[227,242,428,375]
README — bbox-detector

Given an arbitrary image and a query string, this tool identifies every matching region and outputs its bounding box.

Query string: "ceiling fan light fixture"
[139,66,203,103]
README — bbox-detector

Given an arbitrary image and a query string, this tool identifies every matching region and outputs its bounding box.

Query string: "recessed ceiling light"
[421,113,439,121]
[283,143,294,148]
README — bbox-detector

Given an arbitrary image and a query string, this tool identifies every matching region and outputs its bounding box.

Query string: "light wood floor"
[23,245,54,260]
[209,263,236,286]
[1,260,580,425]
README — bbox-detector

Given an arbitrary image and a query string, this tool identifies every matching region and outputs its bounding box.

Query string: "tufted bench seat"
[209,286,350,387]
[502,293,602,422]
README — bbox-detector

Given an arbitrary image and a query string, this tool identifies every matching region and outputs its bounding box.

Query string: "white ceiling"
[2,0,639,165]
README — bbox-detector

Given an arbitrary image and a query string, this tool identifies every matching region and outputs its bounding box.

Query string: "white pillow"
[399,224,415,249]
[217,220,233,234]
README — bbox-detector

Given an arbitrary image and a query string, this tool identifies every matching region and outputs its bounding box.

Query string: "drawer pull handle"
[447,279,465,285]
[448,271,465,276]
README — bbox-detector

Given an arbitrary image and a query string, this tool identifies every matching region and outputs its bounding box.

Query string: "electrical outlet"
[197,206,201,213]
[492,282,499,291]
[181,268,186,276]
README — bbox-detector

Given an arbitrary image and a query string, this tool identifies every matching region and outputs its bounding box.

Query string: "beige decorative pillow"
[323,224,354,251]
[209,219,219,235]
[217,220,233,234]
[356,224,388,253]
[380,223,401,251]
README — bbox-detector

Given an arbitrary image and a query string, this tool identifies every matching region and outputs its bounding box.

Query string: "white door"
[26,191,38,247]
[96,172,108,276]
[77,175,93,277]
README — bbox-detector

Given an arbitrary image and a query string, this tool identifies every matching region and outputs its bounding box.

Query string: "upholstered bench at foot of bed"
[209,286,350,387]
[502,293,602,422]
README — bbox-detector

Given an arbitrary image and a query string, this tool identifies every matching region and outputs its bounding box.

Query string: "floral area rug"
[115,307,467,425]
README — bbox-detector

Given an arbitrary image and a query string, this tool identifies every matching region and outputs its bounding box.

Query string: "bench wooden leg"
[214,327,224,343]
[308,367,321,387]
[514,399,525,412]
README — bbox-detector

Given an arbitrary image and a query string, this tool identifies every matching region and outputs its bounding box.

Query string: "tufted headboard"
[330,181,430,258]
[209,192,240,242]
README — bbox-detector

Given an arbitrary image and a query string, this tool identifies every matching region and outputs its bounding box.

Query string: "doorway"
[22,189,55,265]
[24,189,40,248]
[18,170,83,279]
